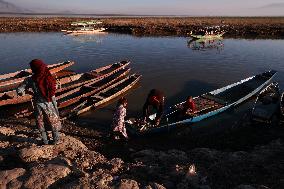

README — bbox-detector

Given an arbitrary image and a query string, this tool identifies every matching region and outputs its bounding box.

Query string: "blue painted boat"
[126,70,277,136]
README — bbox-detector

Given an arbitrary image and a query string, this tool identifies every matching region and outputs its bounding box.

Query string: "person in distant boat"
[17,59,61,145]
[112,97,128,139]
[143,89,165,126]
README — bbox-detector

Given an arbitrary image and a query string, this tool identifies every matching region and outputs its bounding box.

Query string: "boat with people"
[126,70,277,136]
[62,20,107,35]
[251,82,280,124]
[0,61,130,107]
[0,61,74,92]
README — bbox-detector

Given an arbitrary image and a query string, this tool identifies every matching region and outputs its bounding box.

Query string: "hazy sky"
[6,0,284,16]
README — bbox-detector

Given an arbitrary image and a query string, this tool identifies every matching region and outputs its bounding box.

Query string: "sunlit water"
[0,32,283,125]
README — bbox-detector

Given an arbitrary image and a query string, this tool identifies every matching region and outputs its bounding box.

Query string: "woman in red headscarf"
[17,59,61,145]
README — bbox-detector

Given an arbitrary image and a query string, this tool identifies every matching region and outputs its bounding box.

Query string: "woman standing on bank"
[17,59,61,145]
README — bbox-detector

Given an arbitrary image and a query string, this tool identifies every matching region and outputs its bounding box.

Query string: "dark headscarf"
[30,59,56,102]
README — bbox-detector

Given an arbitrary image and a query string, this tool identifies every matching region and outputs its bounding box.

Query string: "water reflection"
[66,33,108,43]
[187,38,224,53]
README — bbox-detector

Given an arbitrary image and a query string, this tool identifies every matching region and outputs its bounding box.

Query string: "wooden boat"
[61,74,141,118]
[126,70,277,136]
[56,61,130,94]
[63,20,107,35]
[56,68,130,109]
[0,61,75,92]
[13,68,131,118]
[190,32,225,40]
[251,82,280,124]
[0,61,130,107]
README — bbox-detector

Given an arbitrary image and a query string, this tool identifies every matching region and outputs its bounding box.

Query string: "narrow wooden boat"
[13,68,131,118]
[56,68,130,109]
[56,61,130,94]
[0,61,75,92]
[61,74,141,118]
[126,70,277,136]
[0,61,130,107]
[251,82,280,124]
[280,92,284,124]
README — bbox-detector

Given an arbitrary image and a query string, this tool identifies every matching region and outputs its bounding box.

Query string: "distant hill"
[261,3,284,9]
[0,0,26,13]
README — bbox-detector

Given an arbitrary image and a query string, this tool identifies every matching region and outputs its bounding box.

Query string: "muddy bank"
[0,17,284,38]
[0,117,283,189]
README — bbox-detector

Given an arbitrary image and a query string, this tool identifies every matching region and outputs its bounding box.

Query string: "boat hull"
[0,61,74,92]
[190,32,225,40]
[127,70,277,136]
[63,74,141,117]
[0,61,130,107]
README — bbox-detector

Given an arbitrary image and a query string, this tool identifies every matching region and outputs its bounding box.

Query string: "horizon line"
[1,12,284,17]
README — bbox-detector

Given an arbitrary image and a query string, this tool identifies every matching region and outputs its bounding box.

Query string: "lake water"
[0,32,283,125]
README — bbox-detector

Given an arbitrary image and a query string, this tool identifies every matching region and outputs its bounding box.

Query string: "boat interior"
[133,71,276,131]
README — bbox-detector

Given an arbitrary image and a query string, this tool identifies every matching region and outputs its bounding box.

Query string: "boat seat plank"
[91,95,104,100]
[81,85,98,90]
[201,94,228,105]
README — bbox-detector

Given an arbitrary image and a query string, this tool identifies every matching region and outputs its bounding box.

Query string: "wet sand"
[0,17,284,38]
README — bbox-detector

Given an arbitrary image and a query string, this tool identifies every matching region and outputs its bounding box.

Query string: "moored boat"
[0,61,74,92]
[126,70,277,136]
[190,32,225,40]
[56,68,130,109]
[61,74,141,117]
[56,61,130,94]
[251,82,280,124]
[0,61,130,107]
[63,20,107,35]
[13,68,131,118]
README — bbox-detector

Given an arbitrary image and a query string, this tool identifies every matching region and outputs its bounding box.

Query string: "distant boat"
[190,32,225,40]
[126,70,277,136]
[62,20,107,35]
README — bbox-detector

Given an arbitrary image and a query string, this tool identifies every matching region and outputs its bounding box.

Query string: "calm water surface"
[0,33,283,125]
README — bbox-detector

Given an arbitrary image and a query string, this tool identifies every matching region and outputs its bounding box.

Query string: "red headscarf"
[30,59,56,102]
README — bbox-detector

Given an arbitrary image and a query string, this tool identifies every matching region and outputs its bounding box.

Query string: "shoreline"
[0,17,284,38]
[0,114,283,188]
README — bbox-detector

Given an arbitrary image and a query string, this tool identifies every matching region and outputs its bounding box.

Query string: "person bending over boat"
[143,89,165,126]
[175,96,196,119]
[17,59,61,145]
[112,97,128,139]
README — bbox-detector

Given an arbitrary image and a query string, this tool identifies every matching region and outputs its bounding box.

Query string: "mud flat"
[0,117,284,189]
[0,17,284,38]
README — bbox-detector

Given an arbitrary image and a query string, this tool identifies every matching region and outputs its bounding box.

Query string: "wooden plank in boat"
[201,94,228,105]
